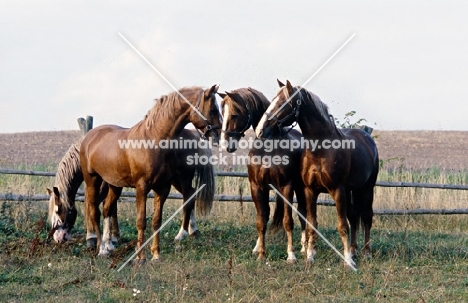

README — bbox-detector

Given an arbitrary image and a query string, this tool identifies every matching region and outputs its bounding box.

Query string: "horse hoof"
[132,259,146,266]
[256,254,266,261]
[111,237,119,245]
[190,230,201,238]
[98,252,110,258]
[86,238,97,248]
[151,256,162,262]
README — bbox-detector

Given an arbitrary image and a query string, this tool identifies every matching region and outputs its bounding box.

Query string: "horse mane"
[298,87,343,136]
[53,137,84,209]
[145,86,203,129]
[222,87,270,127]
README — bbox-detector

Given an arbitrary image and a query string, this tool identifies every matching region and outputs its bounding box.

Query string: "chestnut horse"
[47,129,215,247]
[219,87,306,262]
[256,80,379,267]
[80,86,222,261]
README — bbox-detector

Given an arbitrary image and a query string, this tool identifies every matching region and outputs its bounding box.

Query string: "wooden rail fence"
[1,168,468,215]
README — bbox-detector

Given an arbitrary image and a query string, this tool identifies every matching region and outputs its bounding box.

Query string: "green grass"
[1,166,468,301]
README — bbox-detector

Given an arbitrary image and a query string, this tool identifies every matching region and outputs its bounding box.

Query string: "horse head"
[189,85,222,145]
[47,187,77,243]
[256,80,302,139]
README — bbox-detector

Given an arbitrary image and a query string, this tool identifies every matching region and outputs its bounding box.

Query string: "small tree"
[334,111,367,129]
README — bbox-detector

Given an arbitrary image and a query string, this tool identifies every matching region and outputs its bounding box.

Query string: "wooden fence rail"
[1,168,468,215]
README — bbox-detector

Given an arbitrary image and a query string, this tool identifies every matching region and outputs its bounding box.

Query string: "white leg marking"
[287,252,297,263]
[344,250,356,268]
[174,227,188,241]
[188,211,199,235]
[252,237,261,254]
[300,230,307,254]
[287,244,297,263]
[99,217,114,256]
[306,245,317,263]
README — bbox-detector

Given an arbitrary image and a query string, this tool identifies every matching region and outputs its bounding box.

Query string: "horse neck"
[137,104,193,140]
[55,171,83,209]
[298,100,339,140]
[249,94,270,130]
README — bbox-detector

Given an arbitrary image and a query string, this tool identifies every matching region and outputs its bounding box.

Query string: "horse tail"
[270,194,284,233]
[194,146,215,216]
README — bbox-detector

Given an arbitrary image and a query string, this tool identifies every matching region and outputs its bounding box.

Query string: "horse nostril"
[258,130,263,137]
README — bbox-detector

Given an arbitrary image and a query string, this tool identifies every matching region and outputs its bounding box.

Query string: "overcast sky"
[1,1,467,133]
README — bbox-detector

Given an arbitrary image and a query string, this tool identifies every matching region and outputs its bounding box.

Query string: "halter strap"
[194,89,220,140]
[265,88,302,136]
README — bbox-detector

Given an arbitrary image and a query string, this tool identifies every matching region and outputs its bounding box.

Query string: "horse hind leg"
[251,185,269,261]
[84,175,102,249]
[294,185,307,255]
[332,187,356,268]
[347,190,359,259]
[98,182,119,244]
[174,183,198,242]
[99,185,122,257]
[355,187,374,259]
[282,186,296,263]
[151,185,170,261]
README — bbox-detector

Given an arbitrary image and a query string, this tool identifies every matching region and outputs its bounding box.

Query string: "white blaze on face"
[220,103,230,150]
[52,211,62,228]
[255,95,280,138]
[215,100,222,126]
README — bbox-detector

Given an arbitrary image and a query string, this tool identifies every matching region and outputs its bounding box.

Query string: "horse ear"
[217,92,227,99]
[225,91,239,102]
[46,188,52,196]
[286,80,293,94]
[277,79,285,87]
[205,84,219,97]
[53,187,60,197]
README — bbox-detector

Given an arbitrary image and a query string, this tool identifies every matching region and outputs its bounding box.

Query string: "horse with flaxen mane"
[219,87,307,262]
[80,86,222,262]
[47,129,215,248]
[256,80,379,268]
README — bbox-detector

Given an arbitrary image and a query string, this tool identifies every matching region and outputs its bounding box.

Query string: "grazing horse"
[256,80,379,267]
[80,86,222,261]
[47,129,215,247]
[219,87,306,262]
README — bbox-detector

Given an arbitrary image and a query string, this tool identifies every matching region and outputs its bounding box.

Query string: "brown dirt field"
[0,129,467,171]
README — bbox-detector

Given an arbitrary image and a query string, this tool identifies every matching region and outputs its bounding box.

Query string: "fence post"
[77,116,93,135]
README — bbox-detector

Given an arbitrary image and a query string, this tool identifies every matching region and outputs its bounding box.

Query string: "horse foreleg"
[282,185,296,263]
[134,186,149,263]
[151,186,170,261]
[99,185,121,256]
[84,176,102,250]
[304,188,318,263]
[331,187,355,268]
[251,185,269,260]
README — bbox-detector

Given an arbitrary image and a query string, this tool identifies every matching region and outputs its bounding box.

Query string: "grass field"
[1,130,468,302]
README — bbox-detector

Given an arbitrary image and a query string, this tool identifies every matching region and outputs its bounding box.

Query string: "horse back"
[341,128,379,189]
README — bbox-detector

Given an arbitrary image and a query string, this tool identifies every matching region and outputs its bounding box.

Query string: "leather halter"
[194,89,220,140]
[48,207,77,240]
[264,88,302,135]
[222,103,253,138]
